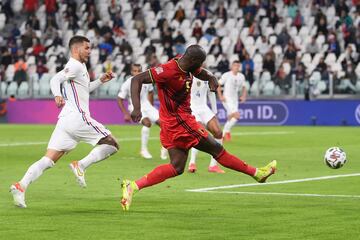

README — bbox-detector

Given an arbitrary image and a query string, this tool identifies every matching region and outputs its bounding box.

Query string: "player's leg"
[194,135,276,182]
[140,117,153,159]
[206,116,225,173]
[69,116,118,188]
[153,110,168,160]
[188,148,199,173]
[223,107,240,141]
[188,121,203,173]
[71,134,118,188]
[121,148,187,210]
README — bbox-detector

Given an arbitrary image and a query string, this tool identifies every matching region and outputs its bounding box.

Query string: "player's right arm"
[217,73,226,102]
[50,71,67,108]
[117,79,131,122]
[130,71,152,122]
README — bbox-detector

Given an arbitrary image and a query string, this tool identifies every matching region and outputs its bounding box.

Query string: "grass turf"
[0,125,359,240]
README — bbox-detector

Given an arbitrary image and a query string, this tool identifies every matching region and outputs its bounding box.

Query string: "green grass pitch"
[0,125,359,240]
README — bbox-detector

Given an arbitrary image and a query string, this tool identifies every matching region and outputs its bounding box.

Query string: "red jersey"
[148,57,208,150]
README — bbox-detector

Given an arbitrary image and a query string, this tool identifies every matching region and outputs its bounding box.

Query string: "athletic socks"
[19,156,55,190]
[78,144,118,170]
[215,149,256,176]
[223,117,237,134]
[189,148,198,165]
[209,138,223,167]
[135,164,178,190]
[141,126,150,151]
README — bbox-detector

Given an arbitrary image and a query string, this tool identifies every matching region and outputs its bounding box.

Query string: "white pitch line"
[203,191,360,199]
[231,131,294,136]
[0,137,159,147]
[186,173,360,192]
[0,131,293,147]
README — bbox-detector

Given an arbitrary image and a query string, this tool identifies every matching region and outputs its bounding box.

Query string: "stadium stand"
[0,0,359,99]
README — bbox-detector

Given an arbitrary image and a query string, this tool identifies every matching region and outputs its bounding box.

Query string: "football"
[324,147,347,169]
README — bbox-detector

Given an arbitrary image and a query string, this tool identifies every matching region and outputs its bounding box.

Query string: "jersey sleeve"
[50,70,67,97]
[63,62,81,81]
[218,72,227,85]
[118,78,131,99]
[148,65,166,83]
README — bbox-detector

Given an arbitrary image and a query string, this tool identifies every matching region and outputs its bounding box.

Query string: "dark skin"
[130,45,223,175]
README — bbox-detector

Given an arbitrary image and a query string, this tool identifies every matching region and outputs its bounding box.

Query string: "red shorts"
[160,114,208,150]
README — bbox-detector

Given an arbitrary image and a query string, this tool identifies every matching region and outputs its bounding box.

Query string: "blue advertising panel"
[216,100,360,126]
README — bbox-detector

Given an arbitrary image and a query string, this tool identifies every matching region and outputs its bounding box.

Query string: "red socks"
[215,149,256,176]
[135,164,178,190]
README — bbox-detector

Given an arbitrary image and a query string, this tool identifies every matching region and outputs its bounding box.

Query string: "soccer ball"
[324,147,347,169]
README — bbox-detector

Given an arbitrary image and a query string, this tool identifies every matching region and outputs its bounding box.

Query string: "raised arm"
[193,68,218,92]
[89,71,114,92]
[130,70,152,122]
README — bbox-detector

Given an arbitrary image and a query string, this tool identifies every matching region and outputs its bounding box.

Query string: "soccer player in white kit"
[188,77,225,173]
[117,64,167,160]
[10,36,119,208]
[217,60,247,141]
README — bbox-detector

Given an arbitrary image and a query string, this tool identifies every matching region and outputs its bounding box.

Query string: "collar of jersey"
[174,58,187,73]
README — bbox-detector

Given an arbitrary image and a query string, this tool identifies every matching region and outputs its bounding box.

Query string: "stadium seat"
[39,82,51,97]
[0,14,6,30]
[0,81,7,97]
[18,82,29,97]
[263,81,275,96]
[7,82,18,96]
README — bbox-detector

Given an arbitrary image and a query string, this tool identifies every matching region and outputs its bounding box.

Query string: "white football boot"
[140,149,152,159]
[10,183,27,208]
[69,161,87,188]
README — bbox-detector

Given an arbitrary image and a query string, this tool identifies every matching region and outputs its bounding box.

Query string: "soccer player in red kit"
[120,45,277,211]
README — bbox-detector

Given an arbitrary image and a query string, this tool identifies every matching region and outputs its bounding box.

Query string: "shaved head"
[184,45,206,61]
[181,45,206,72]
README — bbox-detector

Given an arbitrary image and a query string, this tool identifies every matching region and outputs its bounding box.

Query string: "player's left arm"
[240,85,247,103]
[193,68,218,92]
[148,90,154,105]
[89,71,114,92]
[207,90,217,114]
[130,71,152,122]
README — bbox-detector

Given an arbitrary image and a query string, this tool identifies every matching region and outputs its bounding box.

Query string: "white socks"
[190,138,223,167]
[189,148,198,164]
[209,138,223,167]
[141,126,150,151]
[78,144,118,170]
[223,118,237,134]
[19,156,55,190]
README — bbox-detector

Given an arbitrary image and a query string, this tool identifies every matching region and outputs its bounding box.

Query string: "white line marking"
[203,191,360,199]
[0,131,293,147]
[186,173,360,192]
[231,131,294,136]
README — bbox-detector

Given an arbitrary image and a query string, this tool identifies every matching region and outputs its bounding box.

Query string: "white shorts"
[222,101,239,116]
[48,112,111,152]
[192,105,216,125]
[141,105,159,123]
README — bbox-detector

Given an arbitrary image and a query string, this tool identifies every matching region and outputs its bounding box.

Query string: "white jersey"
[219,71,246,105]
[191,78,210,108]
[117,77,153,112]
[58,57,99,117]
[48,57,110,151]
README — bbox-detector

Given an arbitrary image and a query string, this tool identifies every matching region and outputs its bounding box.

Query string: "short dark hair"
[68,35,90,49]
[232,60,240,64]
